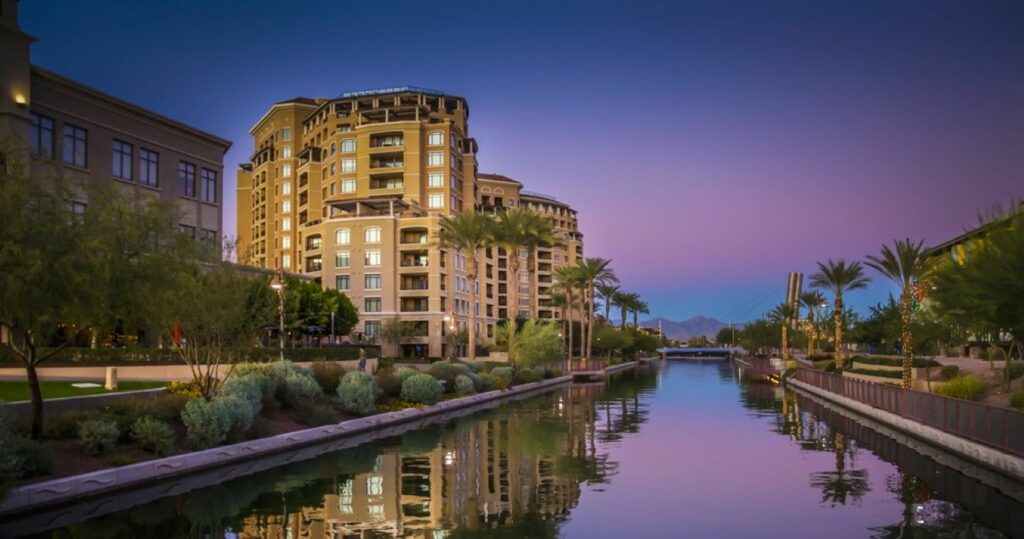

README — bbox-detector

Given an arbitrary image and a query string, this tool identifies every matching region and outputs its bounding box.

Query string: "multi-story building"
[237,88,583,358]
[0,0,231,241]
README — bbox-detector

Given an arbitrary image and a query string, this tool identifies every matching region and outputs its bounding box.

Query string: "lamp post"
[443,312,457,360]
[270,269,285,361]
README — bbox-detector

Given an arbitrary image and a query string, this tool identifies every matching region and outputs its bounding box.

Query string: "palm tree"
[491,208,535,352]
[550,291,569,358]
[769,303,798,360]
[597,283,621,325]
[866,238,931,389]
[811,259,871,369]
[576,258,617,359]
[800,291,827,356]
[614,291,640,329]
[632,299,649,329]
[553,265,584,362]
[437,211,493,360]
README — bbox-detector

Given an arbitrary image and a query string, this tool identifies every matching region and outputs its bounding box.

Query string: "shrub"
[376,371,403,398]
[939,365,960,380]
[336,371,382,415]
[491,367,513,380]
[513,368,544,385]
[428,362,470,389]
[281,373,323,410]
[220,375,264,416]
[181,398,232,449]
[108,454,135,467]
[131,417,176,456]
[394,367,421,384]
[312,361,345,394]
[478,373,508,391]
[847,368,901,379]
[46,410,95,439]
[401,374,444,405]
[0,407,23,492]
[934,375,987,401]
[227,367,276,399]
[78,419,120,455]
[10,437,52,477]
[454,375,476,396]
[546,367,564,379]
[218,395,257,436]
[1011,389,1024,408]
[465,371,485,391]
[1007,361,1024,381]
[167,380,204,399]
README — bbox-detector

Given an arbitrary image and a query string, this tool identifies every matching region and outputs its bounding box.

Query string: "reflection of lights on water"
[444,451,456,466]
[557,396,564,412]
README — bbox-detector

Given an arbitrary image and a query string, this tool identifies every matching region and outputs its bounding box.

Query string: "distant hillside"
[641,316,743,341]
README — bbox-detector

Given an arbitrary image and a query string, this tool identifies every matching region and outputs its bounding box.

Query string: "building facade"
[237,88,584,358]
[0,0,231,241]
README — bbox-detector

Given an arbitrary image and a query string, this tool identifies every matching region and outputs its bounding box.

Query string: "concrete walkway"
[0,359,378,382]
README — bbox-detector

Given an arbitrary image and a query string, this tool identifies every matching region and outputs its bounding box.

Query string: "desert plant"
[281,373,323,410]
[8,437,52,478]
[1011,389,1024,408]
[429,362,471,389]
[219,375,264,413]
[217,395,257,436]
[336,371,382,415]
[131,417,175,456]
[78,418,120,455]
[311,360,345,394]
[376,370,403,398]
[394,367,421,384]
[491,366,513,381]
[401,374,444,405]
[939,365,961,380]
[933,375,987,401]
[454,375,476,396]
[479,373,508,391]
[180,398,232,449]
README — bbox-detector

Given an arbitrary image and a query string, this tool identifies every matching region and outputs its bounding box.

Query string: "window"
[330,142,336,156]
[450,194,458,210]
[282,199,291,213]
[330,162,336,175]
[341,139,356,152]
[341,179,356,193]
[428,172,444,187]
[365,249,381,266]
[519,285,530,294]
[428,151,443,166]
[282,164,292,177]
[428,131,444,145]
[282,146,292,158]
[336,251,350,267]
[282,235,291,248]
[282,254,291,269]
[365,227,381,243]
[30,113,54,158]
[71,201,87,218]
[179,161,196,197]
[335,228,350,244]
[341,158,356,173]
[62,124,87,167]
[364,320,380,336]
[201,168,217,203]
[281,127,292,141]
[519,272,530,283]
[428,194,444,208]
[282,217,291,231]
[200,229,217,244]
[364,297,382,313]
[336,274,350,290]
[112,140,133,180]
[282,181,292,195]
[179,224,196,238]
[365,274,382,290]
[139,148,159,187]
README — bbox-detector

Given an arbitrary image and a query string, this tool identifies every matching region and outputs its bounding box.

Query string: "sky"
[22,0,1024,323]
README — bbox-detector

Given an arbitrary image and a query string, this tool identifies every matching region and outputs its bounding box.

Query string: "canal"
[15,360,1024,538]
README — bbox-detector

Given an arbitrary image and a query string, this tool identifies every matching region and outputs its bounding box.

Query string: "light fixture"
[14,94,27,107]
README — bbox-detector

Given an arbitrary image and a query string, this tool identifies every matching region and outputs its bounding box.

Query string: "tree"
[739,318,781,354]
[0,164,193,438]
[597,283,621,325]
[613,291,640,329]
[632,299,650,328]
[769,303,798,360]
[522,213,558,319]
[491,208,534,337]
[554,265,585,362]
[437,211,493,359]
[715,326,738,346]
[285,277,357,342]
[931,222,1024,389]
[866,238,932,388]
[380,316,418,357]
[576,258,618,359]
[509,320,563,369]
[592,326,633,359]
[800,291,826,356]
[811,259,870,369]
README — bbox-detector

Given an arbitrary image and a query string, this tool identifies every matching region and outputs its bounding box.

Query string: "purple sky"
[23,1,1023,322]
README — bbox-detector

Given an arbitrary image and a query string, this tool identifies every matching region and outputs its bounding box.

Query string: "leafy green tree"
[931,222,1024,388]
[593,326,634,359]
[509,320,563,369]
[866,238,933,388]
[283,277,357,341]
[0,164,193,438]
[850,297,901,353]
[811,259,871,369]
[380,316,418,357]
[716,326,738,346]
[438,211,493,359]
[739,319,780,354]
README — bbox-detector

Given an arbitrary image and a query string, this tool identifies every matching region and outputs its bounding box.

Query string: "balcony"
[400,276,430,291]
[370,176,404,190]
[305,256,322,273]
[305,235,322,251]
[369,154,404,171]
[400,228,429,245]
[400,298,429,313]
[370,133,404,150]
[400,252,429,268]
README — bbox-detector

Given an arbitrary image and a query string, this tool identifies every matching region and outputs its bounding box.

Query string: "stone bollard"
[105,367,118,391]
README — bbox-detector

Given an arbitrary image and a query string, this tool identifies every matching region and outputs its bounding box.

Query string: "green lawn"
[0,381,167,402]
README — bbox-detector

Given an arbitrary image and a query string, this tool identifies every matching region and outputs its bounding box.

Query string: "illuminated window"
[428,131,444,145]
[341,139,356,152]
[428,151,443,166]
[336,251,350,267]
[365,250,381,266]
[428,194,444,208]
[335,228,350,244]
[428,172,444,187]
[341,179,356,193]
[365,227,381,243]
[341,158,356,173]
[282,217,291,231]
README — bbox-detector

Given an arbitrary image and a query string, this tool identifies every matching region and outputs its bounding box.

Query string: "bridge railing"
[795,366,1024,458]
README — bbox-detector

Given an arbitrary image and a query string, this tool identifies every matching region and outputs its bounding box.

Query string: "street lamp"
[270,269,285,361]
[443,312,457,360]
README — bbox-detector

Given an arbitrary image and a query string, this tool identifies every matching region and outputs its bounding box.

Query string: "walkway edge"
[0,375,573,517]
[788,378,1024,481]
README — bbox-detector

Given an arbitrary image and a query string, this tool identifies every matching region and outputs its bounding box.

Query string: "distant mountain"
[641,316,743,341]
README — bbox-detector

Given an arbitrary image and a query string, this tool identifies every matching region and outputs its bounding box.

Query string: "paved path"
[0,359,379,382]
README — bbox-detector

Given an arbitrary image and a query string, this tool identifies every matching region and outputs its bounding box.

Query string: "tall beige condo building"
[237,87,583,358]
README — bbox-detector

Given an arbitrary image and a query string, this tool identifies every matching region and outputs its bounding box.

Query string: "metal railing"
[795,367,1024,457]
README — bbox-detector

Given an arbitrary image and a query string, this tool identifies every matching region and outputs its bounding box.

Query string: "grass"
[933,375,987,401]
[0,381,167,402]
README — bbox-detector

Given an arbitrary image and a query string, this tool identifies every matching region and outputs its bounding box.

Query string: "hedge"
[846,368,902,379]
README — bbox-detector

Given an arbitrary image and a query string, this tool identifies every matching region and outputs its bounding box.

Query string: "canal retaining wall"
[788,378,1024,482]
[0,374,574,519]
